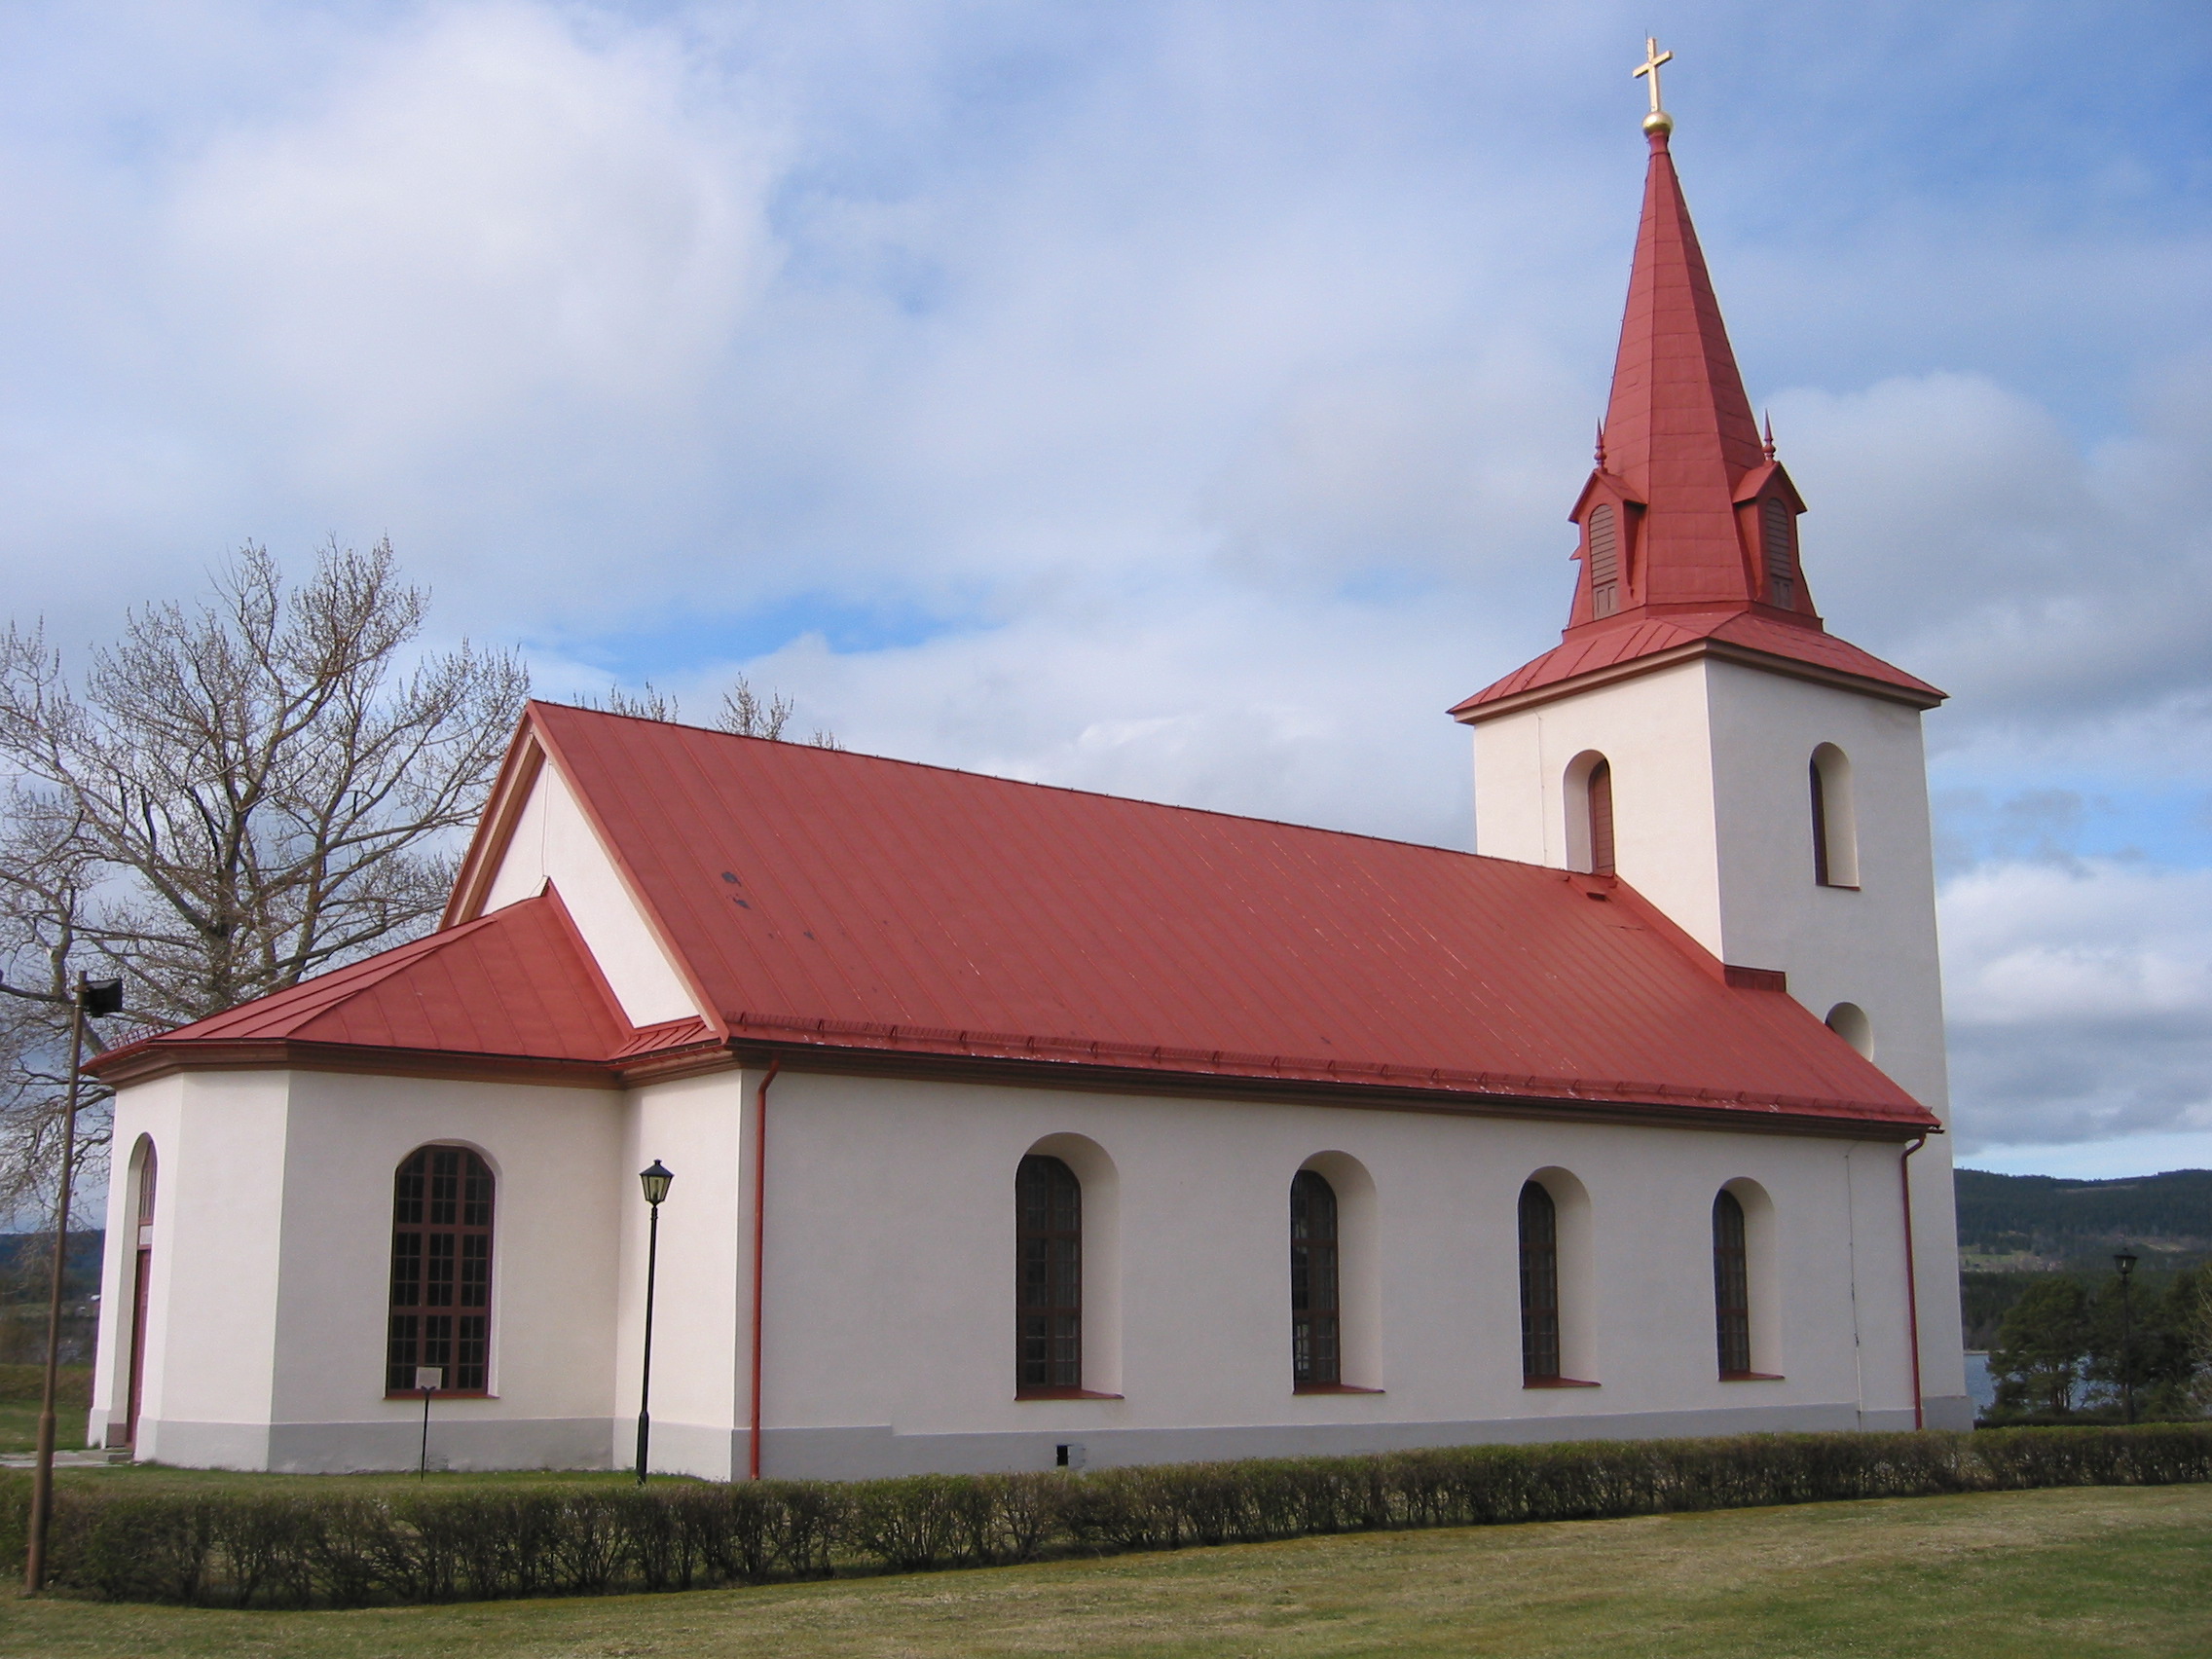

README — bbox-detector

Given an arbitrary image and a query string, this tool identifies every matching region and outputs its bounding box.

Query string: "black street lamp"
[2113,1249,2138,1426]
[24,974,122,1595]
[635,1161,674,1485]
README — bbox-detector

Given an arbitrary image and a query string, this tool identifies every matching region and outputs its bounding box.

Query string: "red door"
[124,1246,151,1444]
[123,1144,157,1448]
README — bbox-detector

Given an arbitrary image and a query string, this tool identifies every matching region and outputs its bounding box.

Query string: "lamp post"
[24,974,123,1594]
[2113,1249,2138,1426]
[635,1161,674,1485]
[416,1366,443,1479]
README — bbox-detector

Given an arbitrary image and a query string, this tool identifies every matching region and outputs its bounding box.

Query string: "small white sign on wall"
[416,1367,444,1392]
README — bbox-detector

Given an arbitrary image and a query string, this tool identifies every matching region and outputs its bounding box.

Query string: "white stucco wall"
[1473,660,1724,949]
[612,1070,752,1480]
[739,1070,1935,1474]
[93,1067,629,1471]
[93,1056,1950,1477]
[477,756,700,1026]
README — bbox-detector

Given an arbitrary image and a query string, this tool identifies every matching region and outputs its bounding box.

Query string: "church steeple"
[1566,104,1816,632]
[1455,54,1942,723]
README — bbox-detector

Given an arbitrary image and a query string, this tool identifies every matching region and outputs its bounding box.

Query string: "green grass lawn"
[3,1483,2207,1658]
[0,1398,83,1456]
[0,1365,90,1456]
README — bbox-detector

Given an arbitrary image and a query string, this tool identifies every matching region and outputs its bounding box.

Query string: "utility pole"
[23,974,123,1593]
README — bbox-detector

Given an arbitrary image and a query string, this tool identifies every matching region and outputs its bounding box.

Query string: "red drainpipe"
[1899,1133,1928,1430]
[748,1055,781,1481]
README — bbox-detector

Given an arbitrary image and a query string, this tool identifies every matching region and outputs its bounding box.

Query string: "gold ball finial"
[1641,109,1674,136]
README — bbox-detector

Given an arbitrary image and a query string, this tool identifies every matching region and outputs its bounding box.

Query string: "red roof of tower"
[1601,128,1766,603]
[1453,129,1941,719]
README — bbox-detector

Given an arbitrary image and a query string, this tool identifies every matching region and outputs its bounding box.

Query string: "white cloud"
[1772,366,2212,745]
[1942,859,2212,1153]
[162,4,779,474]
[586,576,1491,851]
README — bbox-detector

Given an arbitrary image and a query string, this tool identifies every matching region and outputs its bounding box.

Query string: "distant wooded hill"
[1955,1168,2212,1269]
[0,1230,104,1301]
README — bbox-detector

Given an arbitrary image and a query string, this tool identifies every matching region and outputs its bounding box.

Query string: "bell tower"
[1451,55,1968,1423]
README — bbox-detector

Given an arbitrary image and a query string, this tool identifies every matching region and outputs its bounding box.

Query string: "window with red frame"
[387,1146,494,1394]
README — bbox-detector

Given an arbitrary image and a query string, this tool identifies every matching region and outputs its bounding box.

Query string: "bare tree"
[576,673,841,749]
[0,539,528,1219]
[717,677,795,740]
[579,682,682,723]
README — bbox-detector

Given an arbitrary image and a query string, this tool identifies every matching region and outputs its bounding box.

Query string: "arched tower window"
[1713,1189,1752,1378]
[1825,1002,1873,1058]
[1519,1181,1561,1382]
[1761,498,1796,608]
[1290,1169,1341,1387]
[1586,758,1616,876]
[1587,504,1620,618]
[1809,744,1859,888]
[124,1138,158,1446]
[1016,1154,1083,1392]
[387,1146,494,1395]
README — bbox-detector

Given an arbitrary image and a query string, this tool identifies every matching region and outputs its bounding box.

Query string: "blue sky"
[0,0,2207,1177]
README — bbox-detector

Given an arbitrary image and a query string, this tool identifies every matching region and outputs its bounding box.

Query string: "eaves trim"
[1453,637,1944,725]
[99,1013,1937,1132]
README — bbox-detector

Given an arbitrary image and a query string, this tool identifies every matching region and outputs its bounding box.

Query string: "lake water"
[1964,1350,1995,1416]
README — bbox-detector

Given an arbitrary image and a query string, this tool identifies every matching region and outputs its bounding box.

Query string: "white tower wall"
[1468,653,1967,1419]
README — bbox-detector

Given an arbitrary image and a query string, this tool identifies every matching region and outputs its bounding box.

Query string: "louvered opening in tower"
[1588,504,1619,618]
[1761,498,1795,608]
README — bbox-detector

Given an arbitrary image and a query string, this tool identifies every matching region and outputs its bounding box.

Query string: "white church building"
[84,111,1972,1477]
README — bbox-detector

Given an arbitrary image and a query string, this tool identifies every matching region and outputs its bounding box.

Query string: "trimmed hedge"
[4,1423,2208,1607]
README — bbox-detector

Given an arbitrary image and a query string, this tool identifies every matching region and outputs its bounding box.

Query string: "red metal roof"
[1598,129,1767,612]
[89,890,672,1075]
[102,704,1934,1129]
[1456,129,1943,720]
[469,701,1928,1128]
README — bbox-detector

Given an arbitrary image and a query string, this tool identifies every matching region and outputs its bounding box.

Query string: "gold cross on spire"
[1634,36,1675,135]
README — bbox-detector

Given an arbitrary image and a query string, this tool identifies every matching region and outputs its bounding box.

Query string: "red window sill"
[1523,1376,1601,1388]
[1719,1371,1786,1382]
[1293,1382,1384,1395]
[385,1390,495,1401]
[1014,1387,1123,1401]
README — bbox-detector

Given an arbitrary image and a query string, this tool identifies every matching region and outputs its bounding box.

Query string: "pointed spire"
[1594,421,1607,466]
[1762,410,1776,461]
[1569,114,1788,626]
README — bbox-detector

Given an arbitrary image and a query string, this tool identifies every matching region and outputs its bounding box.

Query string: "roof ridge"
[530,699,1495,864]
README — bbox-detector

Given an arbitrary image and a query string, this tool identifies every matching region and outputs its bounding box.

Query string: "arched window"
[1290,1169,1341,1386]
[387,1146,494,1395]
[1713,1190,1752,1378]
[1016,1154,1083,1392]
[1587,503,1620,618]
[1809,744,1859,887]
[1519,1181,1561,1382]
[124,1139,158,1446]
[1586,758,1616,876]
[1761,498,1796,608]
[1825,1002,1873,1058]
